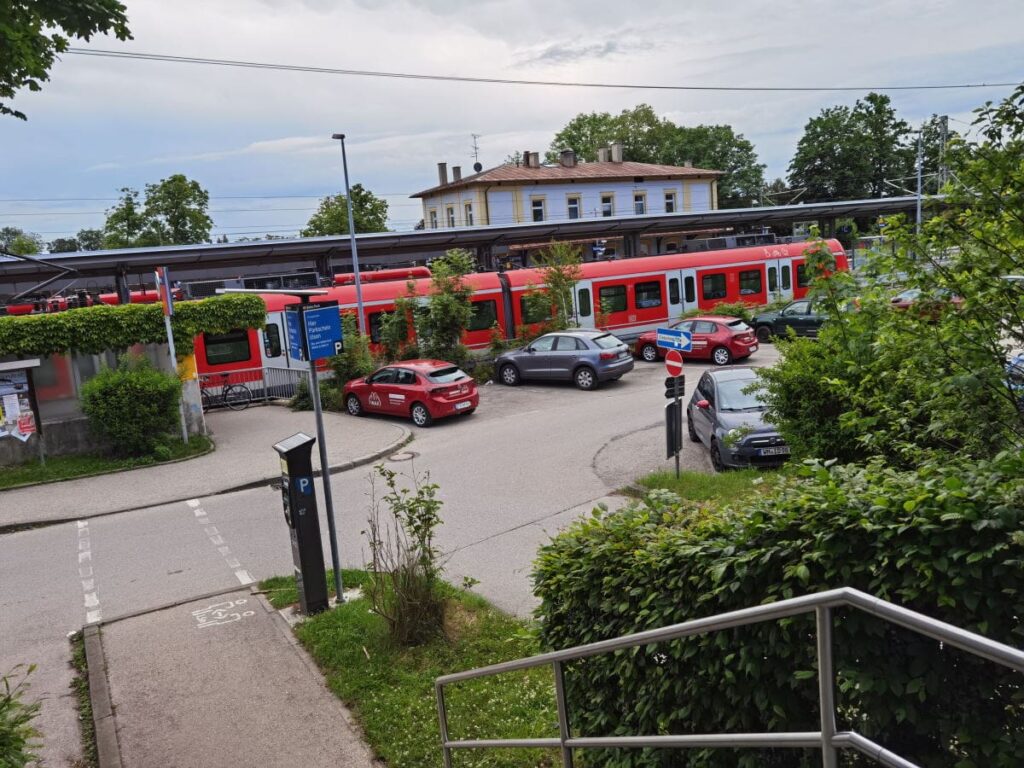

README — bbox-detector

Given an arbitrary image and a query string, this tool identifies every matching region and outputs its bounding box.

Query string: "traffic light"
[664,375,685,399]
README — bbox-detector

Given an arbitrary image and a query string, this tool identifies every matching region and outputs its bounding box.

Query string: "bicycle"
[200,374,253,412]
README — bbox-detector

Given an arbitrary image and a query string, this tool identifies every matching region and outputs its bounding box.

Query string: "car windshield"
[727,320,751,332]
[428,366,467,383]
[717,377,764,411]
[592,334,621,349]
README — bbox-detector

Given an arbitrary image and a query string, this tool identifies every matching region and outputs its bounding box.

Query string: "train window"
[669,278,680,305]
[204,330,251,365]
[520,295,552,324]
[369,312,384,343]
[739,270,762,295]
[578,288,592,317]
[468,300,498,331]
[635,280,662,308]
[684,276,695,303]
[701,274,727,301]
[768,267,778,292]
[598,284,627,313]
[797,264,811,288]
[781,265,792,290]
[263,323,282,358]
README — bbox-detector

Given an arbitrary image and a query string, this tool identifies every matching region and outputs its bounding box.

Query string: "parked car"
[1008,353,1024,413]
[634,315,758,366]
[687,367,790,471]
[343,360,478,427]
[495,330,633,390]
[890,287,963,315]
[751,300,826,342]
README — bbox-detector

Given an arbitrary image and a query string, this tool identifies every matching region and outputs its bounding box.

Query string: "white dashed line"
[76,521,102,625]
[187,500,253,588]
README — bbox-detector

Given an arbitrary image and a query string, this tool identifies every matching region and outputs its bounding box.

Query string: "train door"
[667,272,684,319]
[679,269,699,314]
[765,260,793,302]
[574,280,596,329]
[261,313,289,369]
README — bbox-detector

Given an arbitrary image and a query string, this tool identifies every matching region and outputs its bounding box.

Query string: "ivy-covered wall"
[0,294,266,358]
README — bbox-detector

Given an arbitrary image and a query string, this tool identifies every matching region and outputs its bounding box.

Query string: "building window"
[782,265,792,290]
[464,203,474,226]
[467,300,497,331]
[429,209,438,229]
[796,264,811,288]
[204,330,251,365]
[664,191,677,213]
[634,193,646,215]
[577,288,591,317]
[601,194,614,217]
[684,276,696,303]
[598,284,627,313]
[446,207,455,227]
[567,196,581,220]
[531,198,546,222]
[739,269,763,295]
[702,273,727,300]
[669,278,680,305]
[635,280,662,308]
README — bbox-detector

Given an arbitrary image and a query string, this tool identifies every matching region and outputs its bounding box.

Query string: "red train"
[194,239,846,379]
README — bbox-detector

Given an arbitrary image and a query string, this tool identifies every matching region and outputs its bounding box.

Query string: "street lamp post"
[331,133,367,336]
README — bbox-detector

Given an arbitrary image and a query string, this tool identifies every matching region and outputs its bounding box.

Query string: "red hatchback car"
[634,315,759,366]
[343,360,478,427]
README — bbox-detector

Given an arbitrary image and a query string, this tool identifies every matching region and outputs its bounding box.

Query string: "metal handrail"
[434,587,1024,768]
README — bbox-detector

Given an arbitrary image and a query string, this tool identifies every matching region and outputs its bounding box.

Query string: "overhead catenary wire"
[66,48,1023,93]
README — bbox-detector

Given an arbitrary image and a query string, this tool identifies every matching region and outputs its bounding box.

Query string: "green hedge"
[0,294,266,357]
[532,455,1024,768]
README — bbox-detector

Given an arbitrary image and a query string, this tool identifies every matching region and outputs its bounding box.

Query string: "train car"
[332,266,431,286]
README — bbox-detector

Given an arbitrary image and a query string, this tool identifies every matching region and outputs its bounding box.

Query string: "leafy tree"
[415,249,474,363]
[143,174,212,245]
[300,185,389,237]
[0,0,131,120]
[855,92,914,197]
[47,237,79,253]
[535,240,583,329]
[75,228,104,251]
[0,227,42,255]
[0,227,23,251]
[102,188,155,249]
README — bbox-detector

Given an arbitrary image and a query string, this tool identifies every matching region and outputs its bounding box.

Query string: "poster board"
[0,360,42,443]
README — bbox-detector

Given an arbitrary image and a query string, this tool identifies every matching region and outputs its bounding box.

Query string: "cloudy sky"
[2,0,1021,244]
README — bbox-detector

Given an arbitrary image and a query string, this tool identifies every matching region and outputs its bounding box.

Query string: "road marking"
[77,521,102,625]
[192,598,254,629]
[234,569,254,585]
[186,500,255,591]
[186,499,201,509]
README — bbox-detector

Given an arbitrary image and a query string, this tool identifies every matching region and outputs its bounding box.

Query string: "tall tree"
[143,174,213,245]
[48,237,80,253]
[548,104,672,164]
[662,125,766,208]
[1,0,131,120]
[102,188,155,249]
[854,93,913,197]
[76,228,104,251]
[0,226,43,255]
[301,185,389,237]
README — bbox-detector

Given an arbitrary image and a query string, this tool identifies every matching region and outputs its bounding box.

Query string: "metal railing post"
[552,660,575,767]
[816,606,838,768]
[435,682,453,768]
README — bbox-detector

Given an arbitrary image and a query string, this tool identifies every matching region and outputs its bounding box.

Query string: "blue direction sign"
[285,308,304,360]
[285,302,343,361]
[656,327,693,352]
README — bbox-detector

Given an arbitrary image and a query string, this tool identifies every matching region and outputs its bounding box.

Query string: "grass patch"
[260,570,558,768]
[636,468,778,503]
[259,569,370,610]
[69,633,97,768]
[0,435,212,490]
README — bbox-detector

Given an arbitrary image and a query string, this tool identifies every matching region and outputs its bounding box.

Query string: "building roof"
[412,160,723,198]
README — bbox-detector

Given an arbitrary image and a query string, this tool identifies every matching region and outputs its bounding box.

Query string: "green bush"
[80,355,182,456]
[681,301,756,324]
[289,378,346,412]
[328,313,378,384]
[533,453,1024,768]
[0,665,41,767]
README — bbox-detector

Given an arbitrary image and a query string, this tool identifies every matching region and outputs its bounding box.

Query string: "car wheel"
[710,439,726,472]
[711,346,732,366]
[755,325,772,343]
[574,366,597,390]
[499,364,520,386]
[641,344,658,362]
[345,394,363,417]
[410,402,433,427]
[687,410,700,442]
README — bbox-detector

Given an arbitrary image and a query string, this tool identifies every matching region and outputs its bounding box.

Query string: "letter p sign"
[297,477,314,496]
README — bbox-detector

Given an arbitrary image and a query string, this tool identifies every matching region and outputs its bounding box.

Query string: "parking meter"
[273,432,329,615]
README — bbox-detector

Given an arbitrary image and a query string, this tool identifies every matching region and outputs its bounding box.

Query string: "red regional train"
[193,239,846,379]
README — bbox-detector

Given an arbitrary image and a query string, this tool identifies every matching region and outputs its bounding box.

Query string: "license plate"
[759,446,790,456]
[454,401,471,410]
[618,351,629,359]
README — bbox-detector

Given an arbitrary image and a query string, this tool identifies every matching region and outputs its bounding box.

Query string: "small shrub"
[80,355,181,457]
[682,300,756,324]
[0,665,41,767]
[289,378,346,412]
[328,313,377,384]
[288,378,313,411]
[471,362,494,383]
[364,465,446,646]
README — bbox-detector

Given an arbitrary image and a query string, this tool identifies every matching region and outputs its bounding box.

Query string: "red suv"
[634,315,758,366]
[343,360,478,427]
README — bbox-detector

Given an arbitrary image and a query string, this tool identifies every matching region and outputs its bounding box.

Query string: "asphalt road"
[0,345,778,766]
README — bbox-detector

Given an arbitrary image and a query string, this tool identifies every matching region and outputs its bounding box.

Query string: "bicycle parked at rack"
[200,374,253,412]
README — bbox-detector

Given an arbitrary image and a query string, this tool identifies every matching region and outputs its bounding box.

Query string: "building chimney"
[438,162,448,185]
[610,142,624,163]
[452,166,462,182]
[597,147,611,163]
[559,149,576,168]
[529,151,540,168]
[520,150,530,167]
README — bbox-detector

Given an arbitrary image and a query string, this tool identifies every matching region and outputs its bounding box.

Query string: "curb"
[0,427,412,534]
[82,624,123,768]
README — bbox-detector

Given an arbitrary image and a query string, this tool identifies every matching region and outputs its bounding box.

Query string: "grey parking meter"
[273,432,329,615]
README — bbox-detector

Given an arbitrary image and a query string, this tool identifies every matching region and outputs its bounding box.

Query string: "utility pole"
[938,115,949,188]
[331,134,367,336]
[915,127,924,237]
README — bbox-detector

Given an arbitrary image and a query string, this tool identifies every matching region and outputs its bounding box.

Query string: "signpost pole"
[674,382,682,479]
[156,267,188,444]
[297,297,345,603]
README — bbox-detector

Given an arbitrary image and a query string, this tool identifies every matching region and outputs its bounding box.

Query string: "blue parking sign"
[285,302,343,361]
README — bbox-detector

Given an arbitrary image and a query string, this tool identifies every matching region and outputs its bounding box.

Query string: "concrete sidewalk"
[0,405,410,529]
[95,588,378,768]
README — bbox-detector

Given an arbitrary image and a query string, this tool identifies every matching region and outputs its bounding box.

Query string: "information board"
[0,366,40,442]
[285,302,343,361]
